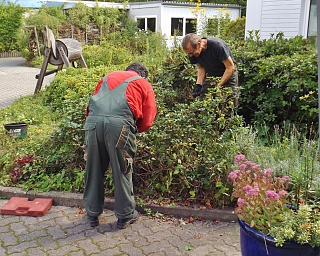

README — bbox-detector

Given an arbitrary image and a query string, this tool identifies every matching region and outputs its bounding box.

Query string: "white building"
[128,1,242,48]
[11,0,242,47]
[245,0,317,39]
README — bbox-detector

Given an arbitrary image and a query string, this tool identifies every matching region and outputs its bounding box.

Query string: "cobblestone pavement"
[0,57,241,256]
[0,199,240,256]
[0,57,54,109]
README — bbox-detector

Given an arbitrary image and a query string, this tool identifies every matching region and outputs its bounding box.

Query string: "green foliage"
[231,32,318,130]
[0,95,59,182]
[221,16,246,40]
[65,2,91,29]
[152,47,196,105]
[131,45,244,206]
[24,5,65,33]
[134,95,243,205]
[64,2,128,33]
[0,1,24,51]
[269,204,320,247]
[1,15,320,211]
[82,41,133,68]
[205,10,231,37]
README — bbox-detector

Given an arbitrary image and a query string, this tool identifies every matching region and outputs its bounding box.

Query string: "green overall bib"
[83,75,140,219]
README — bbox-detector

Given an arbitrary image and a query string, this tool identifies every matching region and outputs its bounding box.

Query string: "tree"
[0,1,24,52]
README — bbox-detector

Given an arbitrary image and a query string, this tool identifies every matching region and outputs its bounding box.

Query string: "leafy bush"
[231,32,318,130]
[0,1,24,52]
[221,16,246,40]
[24,5,65,33]
[82,41,133,68]
[134,89,243,206]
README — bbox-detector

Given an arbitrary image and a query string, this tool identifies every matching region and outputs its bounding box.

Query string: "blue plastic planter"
[238,218,320,256]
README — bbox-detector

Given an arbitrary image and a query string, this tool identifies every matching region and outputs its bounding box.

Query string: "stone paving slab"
[0,199,241,256]
[0,57,55,109]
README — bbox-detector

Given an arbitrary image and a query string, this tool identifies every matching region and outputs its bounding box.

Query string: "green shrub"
[231,32,317,130]
[82,42,133,68]
[134,89,244,206]
[0,1,24,52]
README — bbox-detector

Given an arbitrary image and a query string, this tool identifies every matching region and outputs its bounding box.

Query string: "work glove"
[192,84,202,97]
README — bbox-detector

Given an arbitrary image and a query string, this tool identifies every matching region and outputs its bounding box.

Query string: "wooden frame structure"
[34,27,87,94]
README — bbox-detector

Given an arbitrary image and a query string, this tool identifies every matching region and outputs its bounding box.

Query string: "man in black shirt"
[181,33,239,106]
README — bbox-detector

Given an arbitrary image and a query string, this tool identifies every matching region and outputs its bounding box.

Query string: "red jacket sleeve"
[126,78,157,133]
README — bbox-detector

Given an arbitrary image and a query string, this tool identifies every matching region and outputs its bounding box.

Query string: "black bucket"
[3,122,28,139]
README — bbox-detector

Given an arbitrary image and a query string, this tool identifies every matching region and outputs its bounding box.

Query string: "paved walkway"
[0,57,55,109]
[0,57,241,256]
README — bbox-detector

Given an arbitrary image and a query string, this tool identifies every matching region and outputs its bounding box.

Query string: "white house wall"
[128,2,162,32]
[245,0,309,39]
[260,0,301,38]
[163,6,241,47]
[245,0,263,38]
[129,2,241,48]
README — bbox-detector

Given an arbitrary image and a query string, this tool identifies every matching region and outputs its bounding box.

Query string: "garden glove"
[192,84,202,97]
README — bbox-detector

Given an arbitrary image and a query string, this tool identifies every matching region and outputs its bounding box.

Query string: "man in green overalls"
[83,63,157,229]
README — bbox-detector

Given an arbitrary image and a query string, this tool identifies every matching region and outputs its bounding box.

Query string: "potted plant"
[228,154,320,256]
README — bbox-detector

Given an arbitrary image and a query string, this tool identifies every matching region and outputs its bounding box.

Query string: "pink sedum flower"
[238,198,245,207]
[243,185,253,193]
[235,154,245,164]
[229,154,292,235]
[280,176,292,183]
[228,171,238,180]
[279,190,288,197]
[266,190,280,200]
[247,186,260,196]
[264,168,274,176]
[239,164,247,170]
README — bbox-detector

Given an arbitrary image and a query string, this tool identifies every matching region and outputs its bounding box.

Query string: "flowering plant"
[229,154,320,247]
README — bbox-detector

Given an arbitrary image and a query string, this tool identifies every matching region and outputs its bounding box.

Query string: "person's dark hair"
[181,33,201,50]
[126,62,148,78]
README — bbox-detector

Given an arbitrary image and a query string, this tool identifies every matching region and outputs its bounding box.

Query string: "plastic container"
[3,122,28,139]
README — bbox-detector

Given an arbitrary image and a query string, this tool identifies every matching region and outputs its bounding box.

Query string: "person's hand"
[192,84,202,97]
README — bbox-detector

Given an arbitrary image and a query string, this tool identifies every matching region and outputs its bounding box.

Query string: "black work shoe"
[117,210,139,229]
[87,214,99,227]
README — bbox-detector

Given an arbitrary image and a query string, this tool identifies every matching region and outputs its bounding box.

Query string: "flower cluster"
[228,154,292,234]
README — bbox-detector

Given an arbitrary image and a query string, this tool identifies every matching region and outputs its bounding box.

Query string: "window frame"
[170,17,197,37]
[136,16,157,32]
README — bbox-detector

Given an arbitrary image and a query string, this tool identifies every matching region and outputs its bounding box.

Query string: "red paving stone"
[0,197,53,217]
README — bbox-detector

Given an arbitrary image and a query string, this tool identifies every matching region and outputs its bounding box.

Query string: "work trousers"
[83,115,137,219]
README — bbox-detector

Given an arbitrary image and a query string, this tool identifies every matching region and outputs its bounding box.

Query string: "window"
[137,18,156,32]
[171,18,183,36]
[171,18,197,36]
[147,18,156,32]
[137,18,145,30]
[186,18,196,34]
[307,0,316,37]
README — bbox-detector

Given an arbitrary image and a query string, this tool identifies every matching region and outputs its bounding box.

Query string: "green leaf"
[185,244,192,251]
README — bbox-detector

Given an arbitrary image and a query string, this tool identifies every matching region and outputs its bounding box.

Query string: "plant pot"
[238,218,320,256]
[3,122,28,139]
